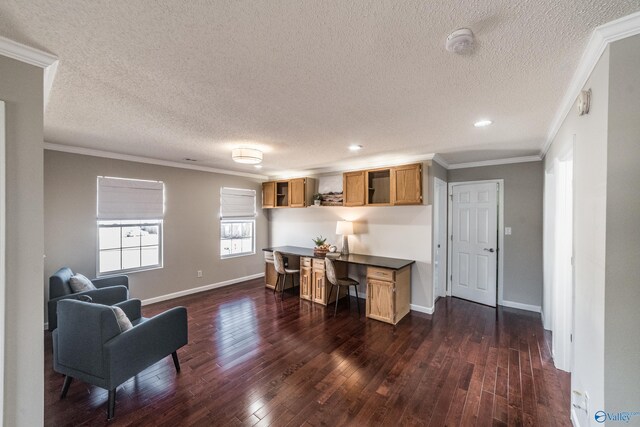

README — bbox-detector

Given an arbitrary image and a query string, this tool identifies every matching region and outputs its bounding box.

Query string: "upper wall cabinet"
[343,171,366,207]
[262,178,316,208]
[391,163,422,205]
[344,163,424,207]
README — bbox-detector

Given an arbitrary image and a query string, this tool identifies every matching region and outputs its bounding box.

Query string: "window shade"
[220,187,256,219]
[97,177,164,220]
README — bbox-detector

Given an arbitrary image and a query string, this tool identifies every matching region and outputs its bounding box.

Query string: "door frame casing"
[447,179,505,306]
[432,177,447,305]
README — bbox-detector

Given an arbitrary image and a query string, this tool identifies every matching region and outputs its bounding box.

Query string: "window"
[97,177,164,274]
[98,220,162,273]
[220,187,256,258]
[220,219,255,257]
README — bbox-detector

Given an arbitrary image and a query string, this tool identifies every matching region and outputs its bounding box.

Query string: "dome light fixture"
[349,144,363,151]
[474,119,493,128]
[231,148,263,164]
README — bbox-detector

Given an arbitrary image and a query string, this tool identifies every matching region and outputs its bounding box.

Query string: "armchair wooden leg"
[60,376,73,399]
[354,285,361,315]
[273,273,281,294]
[334,286,340,316]
[107,389,116,420]
[172,351,181,372]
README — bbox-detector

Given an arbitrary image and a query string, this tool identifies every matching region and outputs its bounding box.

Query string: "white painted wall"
[269,205,433,310]
[544,47,610,425]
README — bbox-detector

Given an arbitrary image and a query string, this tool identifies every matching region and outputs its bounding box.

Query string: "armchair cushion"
[69,273,96,293]
[111,306,133,332]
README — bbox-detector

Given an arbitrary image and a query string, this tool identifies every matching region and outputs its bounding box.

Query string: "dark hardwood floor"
[44,279,571,426]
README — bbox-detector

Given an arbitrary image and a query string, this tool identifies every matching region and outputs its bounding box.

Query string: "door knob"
[483,248,495,253]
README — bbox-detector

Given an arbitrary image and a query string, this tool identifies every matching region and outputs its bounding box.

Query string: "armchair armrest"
[104,307,188,389]
[114,299,142,322]
[93,274,129,289]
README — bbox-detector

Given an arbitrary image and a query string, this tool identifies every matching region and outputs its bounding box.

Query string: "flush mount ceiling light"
[254,165,263,169]
[446,28,475,54]
[474,120,493,128]
[231,148,263,164]
[349,144,363,151]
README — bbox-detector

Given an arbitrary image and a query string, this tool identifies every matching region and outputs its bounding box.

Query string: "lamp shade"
[336,220,353,235]
[231,148,263,164]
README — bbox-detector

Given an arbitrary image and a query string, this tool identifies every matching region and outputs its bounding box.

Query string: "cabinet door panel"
[343,171,365,206]
[366,279,394,323]
[289,178,306,208]
[262,181,276,208]
[392,164,422,205]
[312,270,326,304]
[301,266,312,300]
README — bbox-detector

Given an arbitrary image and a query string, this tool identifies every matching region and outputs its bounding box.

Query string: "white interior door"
[432,178,447,300]
[0,100,5,421]
[450,182,498,306]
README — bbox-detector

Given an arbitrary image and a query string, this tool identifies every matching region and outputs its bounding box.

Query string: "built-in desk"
[263,246,415,324]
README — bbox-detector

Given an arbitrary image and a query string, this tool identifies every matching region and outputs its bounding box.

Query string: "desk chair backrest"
[273,251,286,274]
[324,257,337,285]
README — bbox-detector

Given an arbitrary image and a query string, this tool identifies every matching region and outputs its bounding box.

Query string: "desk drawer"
[367,267,395,282]
[312,258,325,270]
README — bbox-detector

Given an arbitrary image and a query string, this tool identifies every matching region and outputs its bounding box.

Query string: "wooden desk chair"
[273,251,300,300]
[325,257,360,316]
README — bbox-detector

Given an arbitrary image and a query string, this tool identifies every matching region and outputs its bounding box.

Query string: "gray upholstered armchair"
[53,298,188,420]
[48,267,129,331]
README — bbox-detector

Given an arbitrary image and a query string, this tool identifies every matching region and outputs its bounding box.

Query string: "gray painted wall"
[448,161,544,307]
[0,56,44,426]
[605,35,640,413]
[44,151,268,307]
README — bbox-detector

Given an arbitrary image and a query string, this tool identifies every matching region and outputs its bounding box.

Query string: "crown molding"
[447,155,542,170]
[0,36,59,109]
[542,11,640,157]
[431,154,450,169]
[44,142,269,180]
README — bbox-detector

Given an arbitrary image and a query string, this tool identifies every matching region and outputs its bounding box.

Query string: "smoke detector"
[446,28,474,54]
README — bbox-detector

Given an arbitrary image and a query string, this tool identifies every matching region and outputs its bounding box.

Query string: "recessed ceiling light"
[349,144,363,151]
[254,165,263,169]
[474,120,493,127]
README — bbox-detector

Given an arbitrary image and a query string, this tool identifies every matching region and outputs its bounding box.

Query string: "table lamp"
[336,220,354,255]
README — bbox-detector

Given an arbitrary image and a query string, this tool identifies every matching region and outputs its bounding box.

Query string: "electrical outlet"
[505,227,512,235]
[197,270,203,278]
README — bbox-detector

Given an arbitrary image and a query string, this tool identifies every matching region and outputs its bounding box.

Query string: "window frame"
[96,219,164,276]
[220,218,256,259]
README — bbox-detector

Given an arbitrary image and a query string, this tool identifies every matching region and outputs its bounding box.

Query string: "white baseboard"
[140,273,264,306]
[410,304,434,315]
[500,300,541,313]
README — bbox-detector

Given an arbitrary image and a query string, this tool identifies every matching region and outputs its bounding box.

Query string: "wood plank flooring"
[44,279,571,426]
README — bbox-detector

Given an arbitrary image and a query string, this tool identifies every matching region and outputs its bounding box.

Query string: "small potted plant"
[312,236,330,256]
[313,193,323,206]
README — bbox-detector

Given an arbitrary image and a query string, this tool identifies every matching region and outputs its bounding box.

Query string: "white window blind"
[220,187,256,219]
[98,177,164,220]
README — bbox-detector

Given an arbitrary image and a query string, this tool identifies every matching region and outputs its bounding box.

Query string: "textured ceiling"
[1,1,639,174]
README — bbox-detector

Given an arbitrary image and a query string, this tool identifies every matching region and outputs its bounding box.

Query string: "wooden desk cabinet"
[366,266,411,325]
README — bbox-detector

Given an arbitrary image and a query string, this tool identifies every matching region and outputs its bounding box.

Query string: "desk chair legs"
[274,273,294,300]
[331,284,360,316]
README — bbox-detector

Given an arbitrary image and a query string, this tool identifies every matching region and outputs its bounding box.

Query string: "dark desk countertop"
[263,246,415,270]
